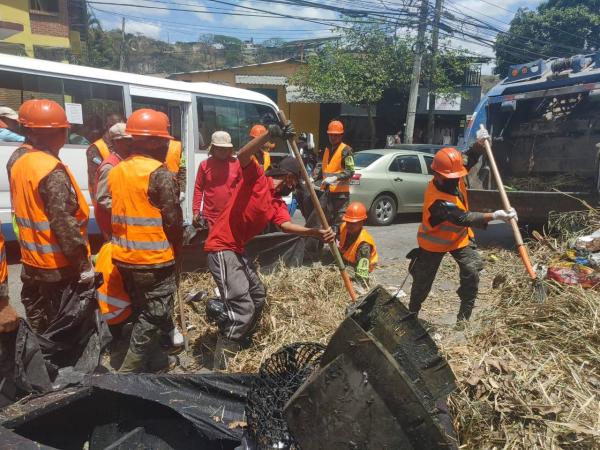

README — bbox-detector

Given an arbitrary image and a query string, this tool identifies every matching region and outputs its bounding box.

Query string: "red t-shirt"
[204,161,291,254]
[192,156,241,226]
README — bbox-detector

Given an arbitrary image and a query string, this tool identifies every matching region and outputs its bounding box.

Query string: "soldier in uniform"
[109,109,183,373]
[338,202,378,282]
[408,129,517,322]
[8,100,94,335]
[313,120,355,228]
[86,113,126,203]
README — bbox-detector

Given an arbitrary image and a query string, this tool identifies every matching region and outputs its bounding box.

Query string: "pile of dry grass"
[505,172,592,192]
[179,264,349,373]
[445,208,600,448]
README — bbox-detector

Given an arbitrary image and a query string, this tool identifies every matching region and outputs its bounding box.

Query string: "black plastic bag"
[37,273,112,389]
[206,298,228,326]
[0,319,52,408]
[304,189,334,256]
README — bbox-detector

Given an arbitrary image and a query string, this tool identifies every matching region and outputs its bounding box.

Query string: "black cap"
[264,155,302,180]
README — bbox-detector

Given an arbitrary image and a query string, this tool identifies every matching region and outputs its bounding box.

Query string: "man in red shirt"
[205,121,335,370]
[192,131,241,228]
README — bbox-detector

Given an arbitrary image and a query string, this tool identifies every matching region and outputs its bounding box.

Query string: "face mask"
[442,178,460,191]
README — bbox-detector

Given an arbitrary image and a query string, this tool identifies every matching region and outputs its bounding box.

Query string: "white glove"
[476,128,490,145]
[179,192,185,204]
[78,266,95,286]
[169,327,184,346]
[323,176,338,186]
[493,207,518,223]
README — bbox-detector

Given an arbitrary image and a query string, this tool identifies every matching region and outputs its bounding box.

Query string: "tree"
[213,35,243,67]
[494,1,599,76]
[290,18,468,148]
[262,37,287,48]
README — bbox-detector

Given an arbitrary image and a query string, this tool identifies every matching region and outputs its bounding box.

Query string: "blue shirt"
[0,128,25,143]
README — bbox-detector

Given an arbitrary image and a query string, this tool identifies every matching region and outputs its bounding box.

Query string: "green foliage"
[214,35,242,50]
[494,2,600,76]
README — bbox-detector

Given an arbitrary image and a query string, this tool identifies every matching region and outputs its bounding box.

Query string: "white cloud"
[174,0,215,23]
[91,0,171,17]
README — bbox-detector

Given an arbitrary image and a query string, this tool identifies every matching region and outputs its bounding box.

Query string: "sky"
[88,0,546,75]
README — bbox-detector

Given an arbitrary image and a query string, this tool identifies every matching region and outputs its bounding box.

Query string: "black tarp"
[181,230,305,275]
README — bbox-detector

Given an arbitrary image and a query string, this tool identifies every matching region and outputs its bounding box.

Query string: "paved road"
[6,213,515,318]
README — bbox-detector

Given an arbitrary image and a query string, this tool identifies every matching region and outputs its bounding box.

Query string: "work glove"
[493,207,518,223]
[169,327,184,346]
[179,191,185,204]
[476,128,490,145]
[268,120,296,140]
[323,176,338,186]
[0,298,19,333]
[78,266,96,288]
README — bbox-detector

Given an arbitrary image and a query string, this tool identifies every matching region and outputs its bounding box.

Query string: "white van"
[0,54,292,241]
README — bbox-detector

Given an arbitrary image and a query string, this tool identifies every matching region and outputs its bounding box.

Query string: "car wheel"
[369,195,397,226]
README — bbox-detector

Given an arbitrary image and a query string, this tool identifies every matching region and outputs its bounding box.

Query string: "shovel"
[277,111,358,302]
[479,124,546,301]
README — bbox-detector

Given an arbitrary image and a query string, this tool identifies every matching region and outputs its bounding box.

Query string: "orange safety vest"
[10,149,90,269]
[321,143,350,193]
[109,154,175,265]
[89,139,111,204]
[95,242,131,325]
[0,221,7,285]
[252,149,271,171]
[417,178,474,253]
[166,140,182,179]
[340,222,378,272]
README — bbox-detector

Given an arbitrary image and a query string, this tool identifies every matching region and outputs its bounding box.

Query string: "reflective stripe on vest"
[166,140,182,178]
[321,143,350,193]
[339,222,379,272]
[0,223,7,284]
[95,243,131,325]
[108,154,174,265]
[10,149,90,269]
[417,178,473,253]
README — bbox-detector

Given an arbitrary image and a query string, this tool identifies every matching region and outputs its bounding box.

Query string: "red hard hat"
[343,202,368,223]
[126,109,173,139]
[327,120,344,134]
[431,147,468,179]
[18,99,39,124]
[23,100,69,129]
[250,124,267,138]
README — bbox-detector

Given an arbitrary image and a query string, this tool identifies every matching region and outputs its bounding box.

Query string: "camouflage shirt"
[7,148,91,282]
[342,231,372,280]
[86,135,112,198]
[113,160,183,270]
[313,143,355,182]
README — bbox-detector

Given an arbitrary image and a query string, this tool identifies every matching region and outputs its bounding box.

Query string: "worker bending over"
[249,124,273,170]
[109,109,183,373]
[192,131,241,229]
[94,123,133,237]
[313,120,355,228]
[9,100,94,335]
[409,129,517,322]
[87,113,126,203]
[0,221,19,333]
[339,203,378,282]
[205,120,335,370]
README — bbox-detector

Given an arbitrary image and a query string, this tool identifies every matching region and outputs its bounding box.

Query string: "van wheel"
[369,195,397,226]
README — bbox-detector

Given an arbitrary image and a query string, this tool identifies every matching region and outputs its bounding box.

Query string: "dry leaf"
[211,416,222,423]
[228,421,248,429]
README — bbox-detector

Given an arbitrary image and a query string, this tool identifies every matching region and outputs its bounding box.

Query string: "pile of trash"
[504,172,592,192]
[447,207,600,449]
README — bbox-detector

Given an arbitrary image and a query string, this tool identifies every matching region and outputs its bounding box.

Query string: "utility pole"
[427,0,444,144]
[119,17,125,71]
[404,0,428,144]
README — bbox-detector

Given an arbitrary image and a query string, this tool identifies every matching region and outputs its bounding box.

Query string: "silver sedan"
[350,149,435,226]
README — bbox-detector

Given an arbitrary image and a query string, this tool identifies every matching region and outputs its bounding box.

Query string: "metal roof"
[168,58,298,78]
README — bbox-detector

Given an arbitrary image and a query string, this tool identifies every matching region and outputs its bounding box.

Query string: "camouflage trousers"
[330,192,350,228]
[118,265,177,355]
[408,245,483,321]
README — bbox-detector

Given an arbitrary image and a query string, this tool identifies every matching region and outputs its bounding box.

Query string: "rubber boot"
[146,339,178,373]
[213,334,241,371]
[241,305,264,349]
[117,349,145,374]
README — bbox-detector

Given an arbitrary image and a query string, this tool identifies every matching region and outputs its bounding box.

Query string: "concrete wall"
[174,62,322,149]
[1,0,71,58]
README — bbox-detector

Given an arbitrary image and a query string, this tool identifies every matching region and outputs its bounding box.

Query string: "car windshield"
[354,152,383,168]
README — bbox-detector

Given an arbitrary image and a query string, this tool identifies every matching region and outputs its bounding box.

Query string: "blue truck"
[462,53,600,223]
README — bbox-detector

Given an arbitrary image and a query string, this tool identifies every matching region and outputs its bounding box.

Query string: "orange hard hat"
[250,124,267,138]
[327,120,344,134]
[430,147,468,179]
[126,109,173,139]
[343,202,368,223]
[18,99,39,124]
[23,100,69,129]
[157,111,171,127]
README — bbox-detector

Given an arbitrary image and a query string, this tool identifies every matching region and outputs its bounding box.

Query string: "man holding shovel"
[408,129,517,323]
[205,120,336,370]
